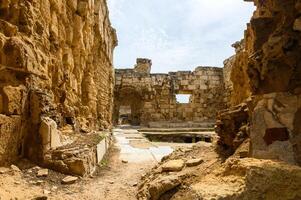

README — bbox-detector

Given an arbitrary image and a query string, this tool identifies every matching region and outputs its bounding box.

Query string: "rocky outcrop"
[218,0,301,164]
[0,0,117,168]
[215,103,250,155]
[191,158,301,200]
[247,0,301,95]
[228,40,252,106]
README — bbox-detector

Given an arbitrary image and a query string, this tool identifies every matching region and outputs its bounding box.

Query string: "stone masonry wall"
[0,0,117,165]
[114,59,225,126]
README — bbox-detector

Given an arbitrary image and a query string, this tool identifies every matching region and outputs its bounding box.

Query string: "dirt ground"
[0,146,154,200]
[0,127,205,200]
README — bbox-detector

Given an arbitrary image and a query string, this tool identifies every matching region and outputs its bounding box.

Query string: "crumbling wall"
[0,0,117,165]
[114,59,225,126]
[218,0,301,165]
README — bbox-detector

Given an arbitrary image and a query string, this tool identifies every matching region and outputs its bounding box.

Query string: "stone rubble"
[37,169,48,177]
[61,176,78,185]
[161,160,185,172]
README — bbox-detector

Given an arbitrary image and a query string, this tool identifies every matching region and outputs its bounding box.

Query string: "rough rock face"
[250,93,301,165]
[228,40,252,106]
[191,158,301,200]
[137,143,301,200]
[0,0,117,166]
[114,59,226,126]
[247,0,301,95]
[215,103,250,155]
[219,0,301,164]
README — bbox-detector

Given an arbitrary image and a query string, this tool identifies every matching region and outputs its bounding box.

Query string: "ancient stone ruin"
[0,0,301,199]
[114,58,226,127]
[0,0,117,176]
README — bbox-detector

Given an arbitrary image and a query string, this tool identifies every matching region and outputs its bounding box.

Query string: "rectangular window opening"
[176,94,191,104]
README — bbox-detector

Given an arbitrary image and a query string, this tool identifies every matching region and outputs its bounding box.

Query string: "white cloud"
[107,0,255,73]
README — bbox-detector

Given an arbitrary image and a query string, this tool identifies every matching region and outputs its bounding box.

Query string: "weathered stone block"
[77,1,89,16]
[250,93,300,165]
[0,115,22,165]
[162,159,185,172]
[2,85,25,115]
[39,117,62,151]
[97,139,107,163]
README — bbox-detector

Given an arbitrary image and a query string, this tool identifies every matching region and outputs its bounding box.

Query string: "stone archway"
[113,86,143,126]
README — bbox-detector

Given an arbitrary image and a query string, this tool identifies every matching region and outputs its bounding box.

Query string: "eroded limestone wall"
[0,0,117,165]
[114,59,225,125]
[218,0,301,166]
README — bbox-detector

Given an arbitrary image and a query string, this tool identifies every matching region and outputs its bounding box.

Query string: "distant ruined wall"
[0,0,117,165]
[218,0,301,165]
[114,59,225,126]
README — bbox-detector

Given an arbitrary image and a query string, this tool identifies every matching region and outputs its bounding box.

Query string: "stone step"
[138,128,214,133]
[140,131,215,137]
[147,122,215,128]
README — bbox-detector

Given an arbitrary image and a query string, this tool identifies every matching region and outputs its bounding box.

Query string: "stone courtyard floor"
[0,126,195,200]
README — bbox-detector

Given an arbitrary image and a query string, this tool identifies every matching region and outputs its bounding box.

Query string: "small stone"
[186,158,204,167]
[61,176,78,184]
[37,169,49,177]
[108,180,114,184]
[122,159,128,163]
[43,190,51,195]
[132,182,138,187]
[162,159,185,172]
[10,165,21,172]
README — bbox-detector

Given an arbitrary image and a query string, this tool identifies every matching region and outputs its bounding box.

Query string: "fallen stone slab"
[162,159,185,172]
[61,176,78,184]
[186,158,204,167]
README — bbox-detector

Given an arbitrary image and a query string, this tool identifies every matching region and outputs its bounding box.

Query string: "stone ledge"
[43,132,112,176]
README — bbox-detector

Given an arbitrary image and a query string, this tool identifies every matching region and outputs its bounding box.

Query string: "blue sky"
[107,0,255,73]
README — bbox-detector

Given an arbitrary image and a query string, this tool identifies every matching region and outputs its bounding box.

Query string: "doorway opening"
[114,87,143,126]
